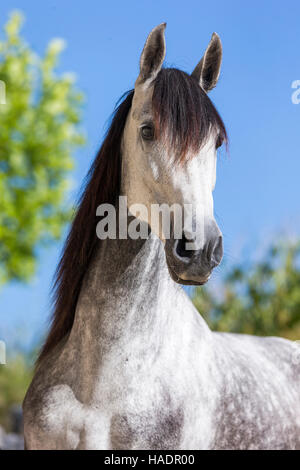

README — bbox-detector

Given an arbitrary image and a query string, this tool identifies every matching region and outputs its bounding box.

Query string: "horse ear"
[136,23,166,86]
[191,33,222,92]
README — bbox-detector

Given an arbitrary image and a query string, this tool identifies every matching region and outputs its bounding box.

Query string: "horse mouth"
[166,259,209,286]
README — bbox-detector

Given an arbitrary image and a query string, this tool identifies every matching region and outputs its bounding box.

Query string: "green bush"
[0,354,33,431]
[193,240,300,340]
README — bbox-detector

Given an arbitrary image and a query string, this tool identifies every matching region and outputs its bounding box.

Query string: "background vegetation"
[0,354,33,431]
[0,12,84,285]
[193,240,300,341]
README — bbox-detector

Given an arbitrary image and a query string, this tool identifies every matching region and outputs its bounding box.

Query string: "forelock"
[152,68,227,162]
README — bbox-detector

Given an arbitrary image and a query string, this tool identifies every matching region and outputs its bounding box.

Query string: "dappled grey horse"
[23,24,300,450]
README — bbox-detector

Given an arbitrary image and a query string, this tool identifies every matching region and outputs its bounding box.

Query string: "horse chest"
[109,403,184,450]
[24,324,217,450]
[28,384,185,450]
[26,355,188,450]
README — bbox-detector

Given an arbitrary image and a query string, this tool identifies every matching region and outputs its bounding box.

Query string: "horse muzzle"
[164,225,223,286]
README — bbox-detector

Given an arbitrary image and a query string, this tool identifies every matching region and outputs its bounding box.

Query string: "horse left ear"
[191,33,222,92]
[136,23,166,86]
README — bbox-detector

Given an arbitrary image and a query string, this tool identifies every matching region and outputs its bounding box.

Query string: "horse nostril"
[175,233,194,260]
[210,236,223,268]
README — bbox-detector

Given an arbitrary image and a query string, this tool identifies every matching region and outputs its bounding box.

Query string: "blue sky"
[0,0,299,351]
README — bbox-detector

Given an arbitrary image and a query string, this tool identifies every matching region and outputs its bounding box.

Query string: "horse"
[23,24,300,450]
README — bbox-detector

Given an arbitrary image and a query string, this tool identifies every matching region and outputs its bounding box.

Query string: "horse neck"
[69,216,179,359]
[65,213,213,404]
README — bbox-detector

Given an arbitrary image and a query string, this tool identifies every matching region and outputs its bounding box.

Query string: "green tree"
[193,241,300,340]
[0,12,85,284]
[0,354,33,431]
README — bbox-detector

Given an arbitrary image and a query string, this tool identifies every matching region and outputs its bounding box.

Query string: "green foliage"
[193,241,300,340]
[0,354,33,431]
[0,12,85,284]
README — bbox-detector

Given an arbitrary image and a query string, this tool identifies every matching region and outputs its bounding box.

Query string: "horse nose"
[174,232,223,269]
[174,232,194,260]
[208,235,223,268]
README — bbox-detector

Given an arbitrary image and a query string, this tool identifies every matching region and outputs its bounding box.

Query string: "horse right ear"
[136,23,166,86]
[191,33,222,92]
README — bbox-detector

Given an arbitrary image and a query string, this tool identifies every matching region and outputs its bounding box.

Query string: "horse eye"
[141,125,154,140]
[216,135,224,149]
